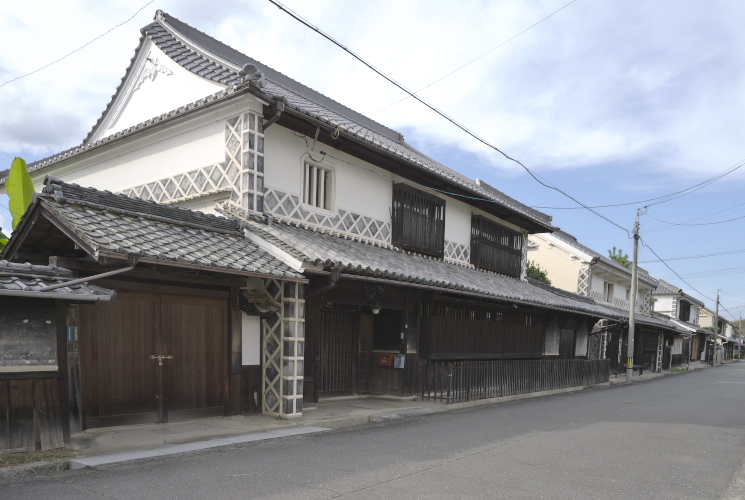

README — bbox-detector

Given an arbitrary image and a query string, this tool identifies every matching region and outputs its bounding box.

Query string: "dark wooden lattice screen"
[420,298,544,359]
[391,184,445,258]
[470,215,523,277]
[319,310,356,394]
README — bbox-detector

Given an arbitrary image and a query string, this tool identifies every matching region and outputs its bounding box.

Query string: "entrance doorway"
[79,291,228,428]
[318,308,357,396]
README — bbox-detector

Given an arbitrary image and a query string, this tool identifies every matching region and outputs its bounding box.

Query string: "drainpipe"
[38,254,138,292]
[262,100,285,130]
[305,266,341,299]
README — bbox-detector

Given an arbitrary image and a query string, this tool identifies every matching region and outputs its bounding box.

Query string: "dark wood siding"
[318,309,358,395]
[421,298,544,359]
[470,215,522,277]
[391,184,445,258]
[79,291,228,427]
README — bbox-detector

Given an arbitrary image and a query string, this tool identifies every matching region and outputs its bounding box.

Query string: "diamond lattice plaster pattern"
[120,112,264,211]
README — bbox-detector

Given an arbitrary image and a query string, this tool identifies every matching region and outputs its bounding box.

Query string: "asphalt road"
[3,363,745,499]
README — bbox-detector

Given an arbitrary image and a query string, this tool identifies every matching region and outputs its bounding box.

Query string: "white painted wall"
[264,126,392,222]
[653,295,674,316]
[242,314,261,366]
[31,102,251,197]
[263,125,522,250]
[98,41,226,140]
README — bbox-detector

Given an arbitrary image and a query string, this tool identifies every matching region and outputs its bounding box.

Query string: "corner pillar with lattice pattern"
[260,278,305,417]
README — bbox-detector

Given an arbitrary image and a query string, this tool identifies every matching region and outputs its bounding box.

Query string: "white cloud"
[2,0,744,180]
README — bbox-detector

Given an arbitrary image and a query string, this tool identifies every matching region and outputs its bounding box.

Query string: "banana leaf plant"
[6,157,35,230]
[0,157,35,251]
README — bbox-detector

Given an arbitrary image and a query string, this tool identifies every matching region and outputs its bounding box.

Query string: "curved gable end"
[88,19,229,143]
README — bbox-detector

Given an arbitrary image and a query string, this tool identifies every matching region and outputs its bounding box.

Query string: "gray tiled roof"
[0,260,115,301]
[32,178,303,280]
[549,230,657,286]
[16,10,554,232]
[652,278,705,306]
[237,213,681,330]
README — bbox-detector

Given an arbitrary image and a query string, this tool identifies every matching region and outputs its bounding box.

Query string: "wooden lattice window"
[391,184,445,258]
[470,215,522,277]
[302,161,334,211]
[679,300,691,322]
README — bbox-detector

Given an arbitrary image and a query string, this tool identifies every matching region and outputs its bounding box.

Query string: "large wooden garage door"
[80,291,227,428]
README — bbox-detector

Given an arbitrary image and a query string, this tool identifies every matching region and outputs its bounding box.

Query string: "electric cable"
[638,247,745,264]
[0,1,154,88]
[269,0,631,237]
[641,238,714,302]
[645,212,745,229]
[532,157,745,210]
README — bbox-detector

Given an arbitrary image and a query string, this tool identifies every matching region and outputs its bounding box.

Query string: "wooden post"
[55,301,70,444]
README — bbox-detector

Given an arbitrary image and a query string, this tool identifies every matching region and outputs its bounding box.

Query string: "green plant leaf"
[0,229,8,251]
[6,157,35,230]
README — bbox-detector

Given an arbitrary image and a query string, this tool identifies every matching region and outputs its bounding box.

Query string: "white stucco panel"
[45,117,226,193]
[99,41,226,140]
[264,126,392,222]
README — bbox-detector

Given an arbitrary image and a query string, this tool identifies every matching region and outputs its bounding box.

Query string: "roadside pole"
[627,209,641,383]
[713,290,720,365]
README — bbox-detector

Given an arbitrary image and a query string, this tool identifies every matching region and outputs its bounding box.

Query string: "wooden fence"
[0,376,65,452]
[419,359,610,403]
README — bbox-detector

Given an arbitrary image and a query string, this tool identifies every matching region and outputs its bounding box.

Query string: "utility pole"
[627,209,641,383]
[713,290,720,365]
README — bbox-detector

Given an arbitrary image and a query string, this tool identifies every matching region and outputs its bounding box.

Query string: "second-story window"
[302,160,334,211]
[679,300,691,322]
[603,282,615,303]
[391,184,445,257]
[470,215,522,277]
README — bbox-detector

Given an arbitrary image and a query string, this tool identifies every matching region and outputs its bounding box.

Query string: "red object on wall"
[378,354,395,367]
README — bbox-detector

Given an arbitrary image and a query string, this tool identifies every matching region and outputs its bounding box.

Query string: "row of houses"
[0,10,739,451]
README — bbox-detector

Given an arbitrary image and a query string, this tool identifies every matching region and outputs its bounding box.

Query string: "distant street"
[3,364,745,499]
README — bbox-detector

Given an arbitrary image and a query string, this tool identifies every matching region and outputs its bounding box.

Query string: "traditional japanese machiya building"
[1,10,657,420]
[652,279,710,363]
[526,231,689,374]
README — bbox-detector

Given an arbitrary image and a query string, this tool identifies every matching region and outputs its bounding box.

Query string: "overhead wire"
[532,157,745,210]
[638,247,745,263]
[268,0,632,237]
[640,238,714,303]
[375,0,580,114]
[0,1,154,89]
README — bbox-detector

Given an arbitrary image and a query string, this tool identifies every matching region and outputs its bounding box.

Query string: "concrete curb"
[66,427,331,470]
[302,386,585,429]
[0,374,695,475]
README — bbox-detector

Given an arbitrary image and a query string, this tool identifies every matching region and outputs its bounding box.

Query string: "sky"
[1,0,745,319]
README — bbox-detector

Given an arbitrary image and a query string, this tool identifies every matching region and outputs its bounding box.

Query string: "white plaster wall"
[263,125,528,251]
[102,41,226,139]
[653,296,674,315]
[263,126,392,222]
[590,275,605,294]
[31,104,250,195]
[526,235,584,293]
[242,314,261,366]
[444,197,473,246]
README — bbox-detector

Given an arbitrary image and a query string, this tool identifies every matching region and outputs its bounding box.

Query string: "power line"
[268,0,631,238]
[641,239,714,303]
[638,247,745,263]
[646,212,745,229]
[0,1,153,89]
[657,265,745,280]
[532,157,745,210]
[721,290,745,301]
[375,0,580,114]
